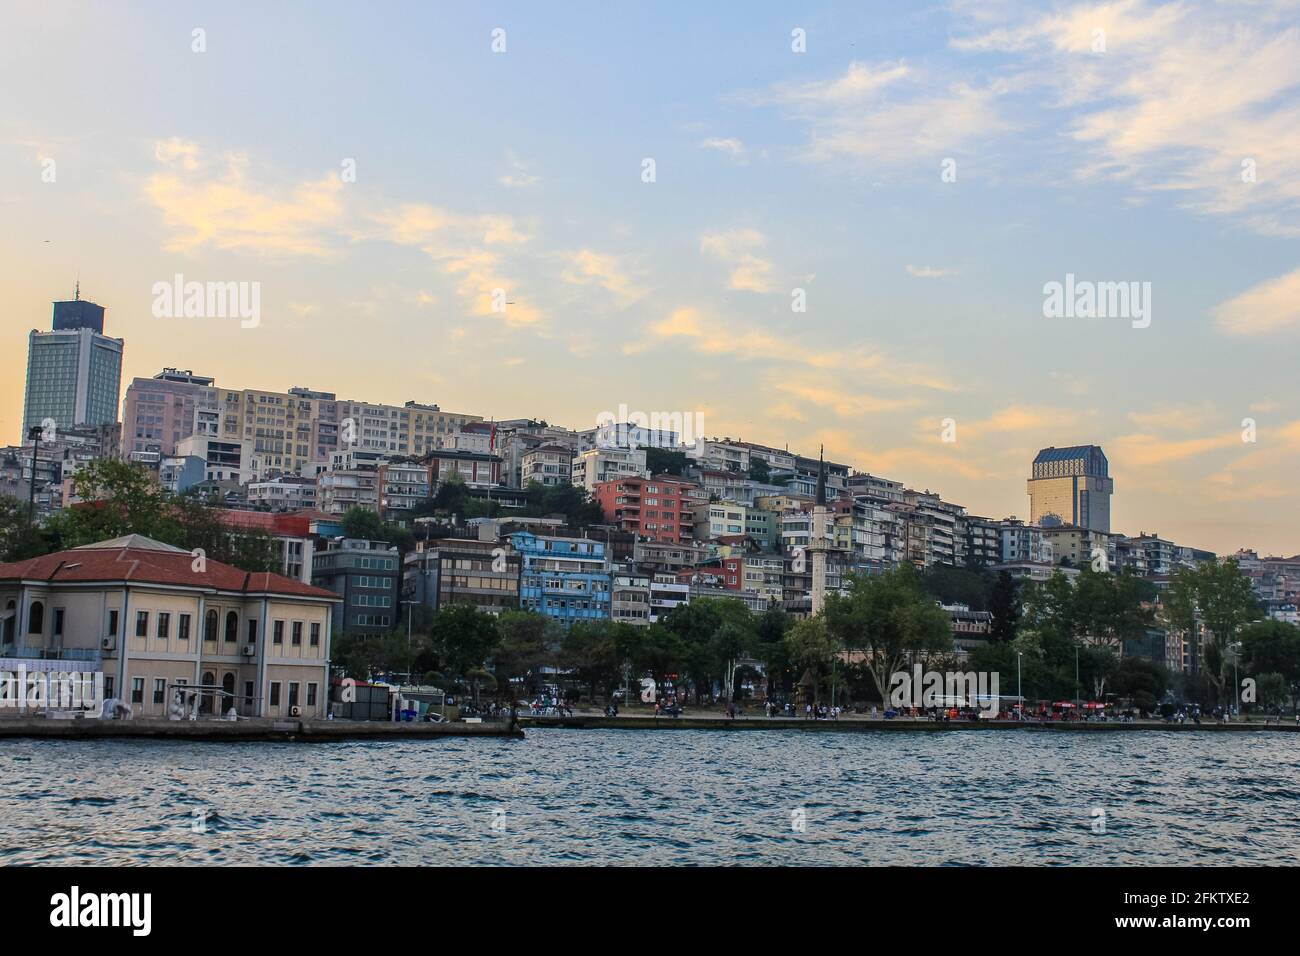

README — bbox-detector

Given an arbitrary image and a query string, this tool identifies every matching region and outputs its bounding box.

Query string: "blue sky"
[3,0,1298,553]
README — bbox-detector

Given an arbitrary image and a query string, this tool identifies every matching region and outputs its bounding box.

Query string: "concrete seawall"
[520,715,1300,733]
[0,717,523,742]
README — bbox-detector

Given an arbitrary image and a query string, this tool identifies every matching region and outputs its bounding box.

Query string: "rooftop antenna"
[75,276,80,300]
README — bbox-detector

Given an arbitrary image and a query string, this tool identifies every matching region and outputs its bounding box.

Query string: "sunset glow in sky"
[3,0,1299,554]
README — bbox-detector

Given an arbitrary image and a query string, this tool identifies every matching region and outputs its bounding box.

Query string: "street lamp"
[1227,641,1242,717]
[1017,651,1022,715]
[26,425,44,520]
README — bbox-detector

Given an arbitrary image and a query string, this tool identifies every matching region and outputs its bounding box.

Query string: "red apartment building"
[593,475,700,544]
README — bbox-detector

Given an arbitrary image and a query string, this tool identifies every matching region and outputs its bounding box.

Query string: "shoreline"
[519,714,1300,733]
[0,716,523,742]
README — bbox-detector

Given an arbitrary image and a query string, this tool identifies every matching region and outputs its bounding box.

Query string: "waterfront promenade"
[518,710,1300,733]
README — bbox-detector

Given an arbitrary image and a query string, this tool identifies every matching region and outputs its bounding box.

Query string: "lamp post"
[1017,651,1022,715]
[1227,641,1242,717]
[1074,644,1080,709]
[26,425,43,520]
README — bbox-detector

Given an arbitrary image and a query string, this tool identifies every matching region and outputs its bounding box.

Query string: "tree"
[0,494,55,562]
[645,447,688,476]
[1111,656,1168,713]
[988,571,1021,643]
[561,620,621,701]
[493,610,555,698]
[782,616,842,706]
[823,564,953,704]
[920,565,990,610]
[747,457,771,484]
[429,605,500,691]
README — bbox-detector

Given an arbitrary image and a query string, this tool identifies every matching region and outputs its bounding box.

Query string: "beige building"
[0,535,340,719]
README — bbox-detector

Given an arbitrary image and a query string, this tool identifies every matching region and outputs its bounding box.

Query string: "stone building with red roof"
[0,535,340,719]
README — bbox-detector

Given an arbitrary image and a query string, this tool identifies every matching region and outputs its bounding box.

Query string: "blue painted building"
[510,531,610,625]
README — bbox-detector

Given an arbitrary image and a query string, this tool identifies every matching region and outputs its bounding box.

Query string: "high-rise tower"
[1027,445,1113,533]
[21,288,124,439]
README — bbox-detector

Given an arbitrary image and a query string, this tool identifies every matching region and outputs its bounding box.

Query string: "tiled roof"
[0,536,339,600]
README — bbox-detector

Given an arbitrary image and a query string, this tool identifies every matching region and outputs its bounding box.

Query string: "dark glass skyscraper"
[21,291,124,439]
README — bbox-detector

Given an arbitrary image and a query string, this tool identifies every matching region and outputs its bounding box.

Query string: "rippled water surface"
[2,729,1297,865]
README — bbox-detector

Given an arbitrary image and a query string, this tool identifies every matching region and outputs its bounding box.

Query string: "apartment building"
[247,475,317,511]
[593,475,703,544]
[423,448,502,491]
[521,445,573,488]
[1041,525,1117,570]
[378,460,432,519]
[311,538,401,634]
[611,565,653,625]
[572,445,646,492]
[403,539,521,616]
[511,531,610,625]
[121,368,214,464]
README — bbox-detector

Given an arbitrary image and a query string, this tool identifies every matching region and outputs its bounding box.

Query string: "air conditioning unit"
[241,644,256,657]
[289,706,302,717]
[100,636,116,652]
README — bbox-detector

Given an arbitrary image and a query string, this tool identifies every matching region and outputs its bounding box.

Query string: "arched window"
[28,601,44,635]
[224,611,238,643]
[204,609,218,642]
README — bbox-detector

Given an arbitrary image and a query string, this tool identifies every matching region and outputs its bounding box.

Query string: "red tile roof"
[0,537,339,600]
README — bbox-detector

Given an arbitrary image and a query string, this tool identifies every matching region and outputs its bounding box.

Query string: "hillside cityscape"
[3,289,1298,722]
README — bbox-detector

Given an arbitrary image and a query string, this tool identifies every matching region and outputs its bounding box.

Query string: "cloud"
[700,137,747,161]
[700,228,775,293]
[1126,403,1221,433]
[145,139,346,256]
[499,152,540,188]
[952,0,1300,236]
[627,307,956,392]
[560,249,644,302]
[1214,267,1300,336]
[757,60,1008,167]
[368,202,541,326]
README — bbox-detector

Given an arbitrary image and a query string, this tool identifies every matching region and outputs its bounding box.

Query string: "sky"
[2,0,1298,555]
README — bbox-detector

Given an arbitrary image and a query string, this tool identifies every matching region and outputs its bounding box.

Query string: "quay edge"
[518,715,1300,733]
[0,717,524,742]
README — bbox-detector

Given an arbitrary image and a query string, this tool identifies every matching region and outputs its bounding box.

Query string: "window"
[288,682,300,707]
[105,676,114,699]
[107,609,118,637]
[309,622,321,647]
[307,683,318,706]
[204,609,218,641]
[224,611,238,643]
[291,622,303,646]
[131,678,144,704]
[269,682,281,707]
[243,681,254,708]
[52,608,65,636]
[178,614,191,641]
[153,679,167,705]
[273,621,284,645]
[157,612,170,639]
[28,601,43,634]
[247,619,258,644]
[136,611,149,637]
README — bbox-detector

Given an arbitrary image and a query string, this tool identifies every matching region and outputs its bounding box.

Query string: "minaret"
[809,445,832,614]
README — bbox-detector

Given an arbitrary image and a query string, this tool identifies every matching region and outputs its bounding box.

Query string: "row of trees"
[335,559,1300,717]
[0,459,281,570]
